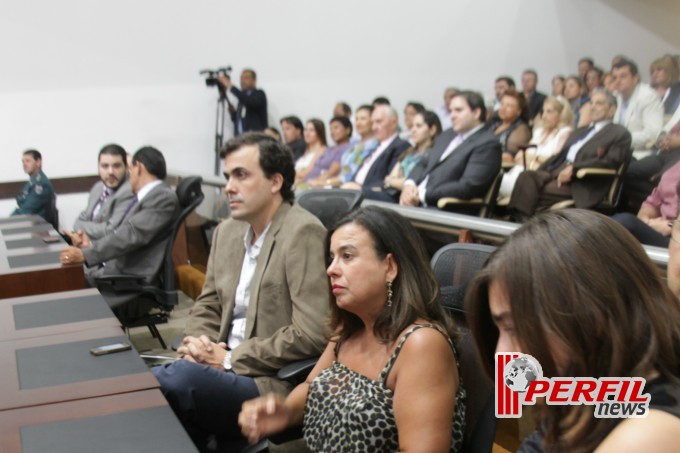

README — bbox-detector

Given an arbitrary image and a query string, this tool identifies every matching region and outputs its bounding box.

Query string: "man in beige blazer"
[152,133,330,449]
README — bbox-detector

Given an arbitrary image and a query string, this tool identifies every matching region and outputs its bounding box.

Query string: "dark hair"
[221,132,295,203]
[280,116,304,133]
[372,96,391,106]
[356,104,374,115]
[98,144,127,166]
[336,102,352,117]
[242,68,257,80]
[23,149,42,161]
[466,209,680,451]
[399,110,442,162]
[132,146,167,180]
[578,57,594,67]
[264,126,282,142]
[552,75,565,83]
[495,76,516,88]
[454,90,487,123]
[327,206,455,344]
[306,118,327,147]
[405,102,426,114]
[612,58,639,77]
[500,89,530,123]
[330,115,353,138]
[522,69,538,81]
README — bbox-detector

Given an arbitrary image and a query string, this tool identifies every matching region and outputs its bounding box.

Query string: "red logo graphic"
[495,353,650,419]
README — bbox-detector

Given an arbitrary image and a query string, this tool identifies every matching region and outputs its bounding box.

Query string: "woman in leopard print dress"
[239,206,465,452]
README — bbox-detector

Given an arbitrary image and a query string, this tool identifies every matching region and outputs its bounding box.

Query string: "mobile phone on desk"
[90,342,132,356]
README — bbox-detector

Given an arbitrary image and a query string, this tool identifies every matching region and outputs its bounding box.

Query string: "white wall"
[1,0,678,193]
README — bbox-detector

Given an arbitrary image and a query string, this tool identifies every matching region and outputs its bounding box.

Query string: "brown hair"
[501,89,530,123]
[466,209,680,452]
[327,206,456,345]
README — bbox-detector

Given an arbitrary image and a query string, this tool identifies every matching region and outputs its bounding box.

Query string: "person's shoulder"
[635,83,660,104]
[399,324,454,360]
[596,409,680,452]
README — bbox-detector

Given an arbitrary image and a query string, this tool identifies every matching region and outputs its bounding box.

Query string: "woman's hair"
[466,209,680,451]
[565,75,586,99]
[327,206,455,344]
[650,54,680,87]
[306,118,327,147]
[543,95,574,129]
[398,110,442,162]
[501,89,530,123]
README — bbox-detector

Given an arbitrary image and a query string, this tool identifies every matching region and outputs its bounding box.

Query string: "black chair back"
[296,189,363,228]
[44,191,59,229]
[158,176,205,306]
[430,243,495,324]
[431,242,497,452]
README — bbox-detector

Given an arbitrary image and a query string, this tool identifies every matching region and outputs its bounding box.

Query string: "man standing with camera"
[218,68,268,136]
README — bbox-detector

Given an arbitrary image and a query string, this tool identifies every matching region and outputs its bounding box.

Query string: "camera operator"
[218,68,268,135]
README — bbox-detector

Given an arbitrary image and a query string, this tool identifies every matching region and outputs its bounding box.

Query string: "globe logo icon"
[504,355,543,393]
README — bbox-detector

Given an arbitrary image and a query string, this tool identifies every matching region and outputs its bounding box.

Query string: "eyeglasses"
[667,220,680,245]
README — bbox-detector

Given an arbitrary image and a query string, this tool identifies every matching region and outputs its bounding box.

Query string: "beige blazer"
[184,202,331,395]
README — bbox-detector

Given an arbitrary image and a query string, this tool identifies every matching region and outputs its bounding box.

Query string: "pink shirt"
[643,160,680,219]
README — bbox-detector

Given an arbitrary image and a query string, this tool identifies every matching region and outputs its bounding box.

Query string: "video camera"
[199,66,233,87]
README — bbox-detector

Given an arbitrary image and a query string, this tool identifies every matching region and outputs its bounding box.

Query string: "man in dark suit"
[72,144,135,240]
[342,104,410,191]
[151,133,329,449]
[218,68,268,135]
[522,69,547,123]
[59,147,180,288]
[400,91,502,208]
[280,115,306,160]
[509,89,632,217]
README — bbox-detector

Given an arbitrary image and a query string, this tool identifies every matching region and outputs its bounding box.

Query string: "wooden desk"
[0,221,85,299]
[0,326,158,411]
[0,289,120,342]
[0,389,197,452]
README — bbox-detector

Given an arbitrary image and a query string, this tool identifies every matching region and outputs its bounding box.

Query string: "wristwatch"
[222,350,232,371]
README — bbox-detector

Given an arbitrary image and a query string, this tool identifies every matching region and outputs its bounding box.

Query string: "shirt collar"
[379,133,398,147]
[243,222,272,258]
[459,123,485,142]
[136,179,163,202]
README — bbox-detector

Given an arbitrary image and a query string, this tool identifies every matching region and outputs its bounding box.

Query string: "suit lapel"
[427,129,482,174]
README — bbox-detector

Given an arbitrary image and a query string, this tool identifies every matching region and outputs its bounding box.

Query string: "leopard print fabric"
[303,324,466,452]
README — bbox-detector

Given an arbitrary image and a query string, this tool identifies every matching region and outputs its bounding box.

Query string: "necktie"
[91,187,112,221]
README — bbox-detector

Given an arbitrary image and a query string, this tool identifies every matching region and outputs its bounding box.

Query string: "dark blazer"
[184,203,330,396]
[542,123,632,208]
[230,87,268,134]
[73,180,135,240]
[527,91,547,119]
[83,182,180,282]
[409,127,502,206]
[664,83,680,116]
[359,136,410,188]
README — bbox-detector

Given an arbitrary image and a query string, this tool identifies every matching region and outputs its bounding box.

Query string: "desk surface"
[0,389,198,453]
[0,326,158,411]
[0,289,119,341]
[0,215,46,226]
[0,221,85,299]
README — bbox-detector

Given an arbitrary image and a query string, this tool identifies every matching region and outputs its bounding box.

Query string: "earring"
[386,280,393,308]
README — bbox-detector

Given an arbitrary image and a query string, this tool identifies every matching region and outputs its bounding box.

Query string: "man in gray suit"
[59,147,179,287]
[72,144,134,240]
[151,133,330,449]
[509,90,632,217]
[400,90,502,208]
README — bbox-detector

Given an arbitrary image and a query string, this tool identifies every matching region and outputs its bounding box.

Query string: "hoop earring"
[386,280,393,308]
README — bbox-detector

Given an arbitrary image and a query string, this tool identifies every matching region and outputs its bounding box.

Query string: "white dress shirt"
[227,223,271,349]
[353,133,397,184]
[565,120,610,163]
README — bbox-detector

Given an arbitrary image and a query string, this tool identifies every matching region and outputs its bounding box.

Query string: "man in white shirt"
[509,90,632,217]
[342,104,410,191]
[151,133,330,450]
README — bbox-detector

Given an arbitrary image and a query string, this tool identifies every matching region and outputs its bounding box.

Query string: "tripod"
[213,89,234,175]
